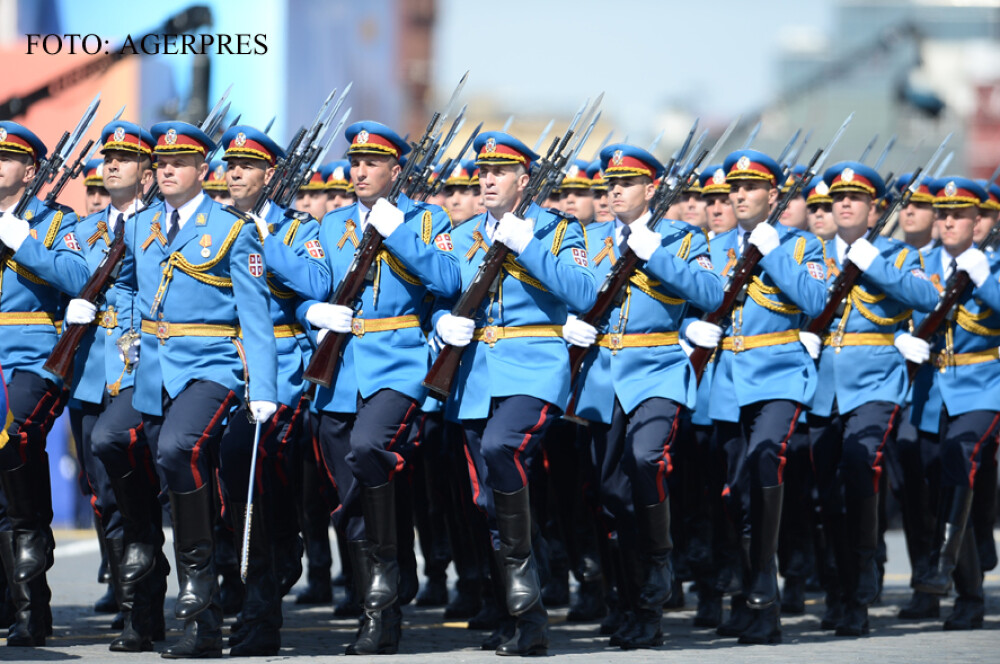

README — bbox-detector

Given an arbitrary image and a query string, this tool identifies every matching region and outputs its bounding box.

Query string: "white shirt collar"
[835,234,850,265]
[108,199,143,231]
[164,192,206,232]
[358,201,372,229]
[941,245,974,278]
[485,211,501,242]
[615,212,651,246]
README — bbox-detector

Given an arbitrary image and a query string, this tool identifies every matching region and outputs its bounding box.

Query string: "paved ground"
[6,529,999,662]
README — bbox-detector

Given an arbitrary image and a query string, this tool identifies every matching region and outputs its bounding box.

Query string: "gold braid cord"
[747,277,801,315]
[1,210,64,288]
[848,285,911,326]
[150,220,243,316]
[956,306,1000,336]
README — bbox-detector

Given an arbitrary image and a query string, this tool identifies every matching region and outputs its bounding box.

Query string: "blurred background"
[1,0,999,525]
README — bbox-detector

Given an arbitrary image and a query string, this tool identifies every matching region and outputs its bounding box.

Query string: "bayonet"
[777,128,802,167]
[858,133,879,164]
[702,115,742,168]
[873,134,897,172]
[740,119,762,150]
[532,119,555,153]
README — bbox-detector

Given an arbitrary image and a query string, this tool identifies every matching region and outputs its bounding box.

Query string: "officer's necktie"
[166,209,180,245]
[947,257,957,281]
[114,212,124,234]
[619,224,631,255]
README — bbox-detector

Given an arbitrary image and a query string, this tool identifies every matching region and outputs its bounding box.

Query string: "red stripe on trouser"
[190,391,235,489]
[463,439,482,510]
[385,402,417,481]
[275,399,306,486]
[16,385,59,463]
[654,404,683,503]
[776,405,802,484]
[871,405,900,494]
[514,403,550,487]
[967,413,1000,488]
[254,410,283,494]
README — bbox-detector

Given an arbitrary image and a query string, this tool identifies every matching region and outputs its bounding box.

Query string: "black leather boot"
[332,539,363,619]
[618,554,662,650]
[747,485,783,609]
[496,602,548,656]
[693,573,723,628]
[347,604,402,655]
[162,608,223,659]
[493,487,541,616]
[0,530,46,646]
[109,469,157,585]
[916,486,974,596]
[943,530,984,631]
[361,482,399,612]
[738,604,781,644]
[636,499,673,610]
[716,536,753,637]
[481,551,515,650]
[296,496,333,604]
[107,537,153,652]
[780,576,805,614]
[228,502,281,657]
[0,464,54,584]
[94,519,119,614]
[852,495,880,606]
[169,485,217,620]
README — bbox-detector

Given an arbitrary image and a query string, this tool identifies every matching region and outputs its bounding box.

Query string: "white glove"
[306,303,353,333]
[494,213,534,254]
[799,331,822,360]
[249,400,277,423]
[685,320,723,349]
[250,213,269,240]
[0,213,31,252]
[847,238,880,271]
[894,333,931,364]
[65,299,98,325]
[749,222,781,256]
[627,223,662,261]
[435,314,475,347]
[369,198,404,238]
[562,315,597,348]
[956,249,991,288]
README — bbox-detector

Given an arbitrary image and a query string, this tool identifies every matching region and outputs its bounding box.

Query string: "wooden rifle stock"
[423,242,511,401]
[906,271,970,383]
[302,227,384,387]
[43,223,127,379]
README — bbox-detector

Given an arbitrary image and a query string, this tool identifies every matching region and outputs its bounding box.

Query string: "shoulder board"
[794,235,807,264]
[676,232,693,260]
[550,216,570,255]
[283,218,302,246]
[421,210,433,244]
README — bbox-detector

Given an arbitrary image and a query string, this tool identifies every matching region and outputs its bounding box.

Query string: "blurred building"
[764,0,1000,176]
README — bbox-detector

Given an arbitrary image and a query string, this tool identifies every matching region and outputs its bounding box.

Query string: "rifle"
[302,72,469,388]
[688,113,855,382]
[421,95,603,401]
[428,121,483,198]
[44,91,231,379]
[277,104,353,209]
[803,133,951,339]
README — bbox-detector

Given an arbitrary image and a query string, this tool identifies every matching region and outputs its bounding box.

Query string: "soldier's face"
[350,154,400,204]
[478,164,529,215]
[328,191,355,212]
[562,189,595,223]
[807,202,835,240]
[0,152,34,195]
[103,149,151,197]
[900,201,935,237]
[974,209,997,245]
[156,153,208,201]
[705,193,737,235]
[729,180,776,227]
[681,192,707,228]
[780,197,808,230]
[608,176,654,223]
[593,190,614,222]
[85,185,111,214]
[937,206,978,254]
[225,157,272,207]
[831,191,872,234]
[443,185,478,225]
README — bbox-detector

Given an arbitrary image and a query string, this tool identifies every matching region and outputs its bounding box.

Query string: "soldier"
[559,159,596,225]
[83,159,111,215]
[63,120,169,652]
[304,120,460,655]
[807,161,938,637]
[805,177,836,242]
[589,160,615,223]
[202,160,231,205]
[907,177,1000,630]
[779,165,808,230]
[896,173,937,253]
[441,159,480,226]
[975,181,999,249]
[295,170,329,220]
[433,131,596,655]
[215,124,331,655]
[110,121,278,658]
[564,143,723,647]
[685,150,827,644]
[701,165,737,238]
[678,176,707,229]
[0,121,89,647]
[323,159,356,213]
